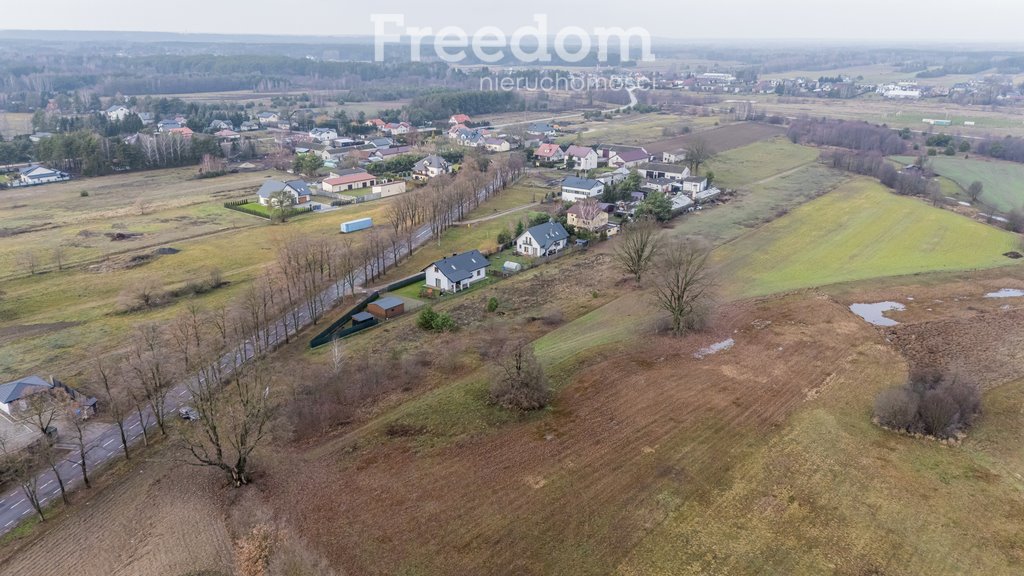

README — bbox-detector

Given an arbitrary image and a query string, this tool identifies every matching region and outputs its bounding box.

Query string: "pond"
[984,289,1024,299]
[849,302,906,327]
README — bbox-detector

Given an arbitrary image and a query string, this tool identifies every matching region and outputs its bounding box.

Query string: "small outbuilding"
[351,311,376,325]
[366,297,406,319]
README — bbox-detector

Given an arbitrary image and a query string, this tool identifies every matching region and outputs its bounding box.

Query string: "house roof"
[612,149,649,163]
[640,162,687,174]
[565,145,596,158]
[370,138,393,148]
[522,221,569,251]
[415,155,449,171]
[683,176,708,183]
[0,376,51,404]
[567,200,604,216]
[258,111,278,118]
[484,137,507,146]
[352,311,375,323]
[324,172,375,186]
[527,122,555,133]
[257,179,311,199]
[562,176,603,191]
[106,105,127,113]
[429,250,490,282]
[450,114,471,123]
[535,143,562,158]
[372,296,404,310]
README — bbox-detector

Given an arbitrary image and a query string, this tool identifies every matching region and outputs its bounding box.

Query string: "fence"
[308,272,427,348]
[224,199,314,219]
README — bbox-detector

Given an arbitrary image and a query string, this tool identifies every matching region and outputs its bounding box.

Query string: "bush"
[80,190,89,197]
[486,297,499,313]
[872,369,981,438]
[417,306,455,332]
[488,341,549,411]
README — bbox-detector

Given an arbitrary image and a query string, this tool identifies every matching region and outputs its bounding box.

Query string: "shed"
[502,261,523,273]
[366,297,405,319]
[352,311,376,325]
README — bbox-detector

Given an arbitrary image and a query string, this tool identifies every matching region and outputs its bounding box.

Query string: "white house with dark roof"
[257,180,312,206]
[257,111,280,125]
[425,249,491,293]
[413,155,452,179]
[0,376,52,415]
[561,176,605,203]
[639,162,690,181]
[516,221,569,257]
[18,165,69,185]
[105,105,130,121]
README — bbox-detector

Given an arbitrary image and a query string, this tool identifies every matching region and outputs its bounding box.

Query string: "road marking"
[4,521,12,527]
[102,439,114,448]
[41,481,52,489]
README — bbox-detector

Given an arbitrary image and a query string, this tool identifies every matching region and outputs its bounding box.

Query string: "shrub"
[872,369,981,439]
[488,341,549,411]
[80,191,89,197]
[417,306,455,332]
[486,297,499,313]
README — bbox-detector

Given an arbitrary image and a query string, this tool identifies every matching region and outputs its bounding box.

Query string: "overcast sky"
[2,0,1024,43]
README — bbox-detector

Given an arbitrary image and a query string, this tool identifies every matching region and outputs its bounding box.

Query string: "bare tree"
[685,137,716,176]
[488,340,549,411]
[126,324,176,434]
[37,441,70,505]
[17,250,39,276]
[0,437,45,521]
[26,387,65,435]
[967,180,984,203]
[651,236,715,335]
[63,400,91,489]
[96,358,132,457]
[53,245,66,271]
[614,217,661,283]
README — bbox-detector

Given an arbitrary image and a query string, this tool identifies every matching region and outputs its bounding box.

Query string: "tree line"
[787,118,908,155]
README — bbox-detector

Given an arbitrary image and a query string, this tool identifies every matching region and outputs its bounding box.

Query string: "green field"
[893,155,1024,213]
[716,178,1021,297]
[705,138,819,189]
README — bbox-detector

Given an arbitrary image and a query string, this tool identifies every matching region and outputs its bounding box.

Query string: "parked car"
[178,406,199,421]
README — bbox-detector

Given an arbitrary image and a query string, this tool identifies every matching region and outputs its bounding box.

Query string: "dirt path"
[740,160,817,189]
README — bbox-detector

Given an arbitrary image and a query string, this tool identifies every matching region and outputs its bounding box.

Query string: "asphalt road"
[0,179,465,534]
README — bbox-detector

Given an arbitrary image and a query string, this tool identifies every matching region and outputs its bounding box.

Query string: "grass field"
[462,181,546,220]
[716,178,1021,297]
[559,113,720,147]
[893,155,1024,213]
[704,138,819,189]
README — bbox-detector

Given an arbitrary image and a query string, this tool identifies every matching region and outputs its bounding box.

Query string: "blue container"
[340,217,373,233]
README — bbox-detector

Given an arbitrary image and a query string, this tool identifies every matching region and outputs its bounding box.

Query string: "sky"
[2,0,1024,43]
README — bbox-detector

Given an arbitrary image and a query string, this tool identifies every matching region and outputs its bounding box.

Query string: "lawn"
[892,155,1024,213]
[462,182,546,220]
[715,178,1021,297]
[704,137,820,189]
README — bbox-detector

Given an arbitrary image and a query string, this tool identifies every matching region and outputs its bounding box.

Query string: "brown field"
[0,113,33,139]
[643,121,786,155]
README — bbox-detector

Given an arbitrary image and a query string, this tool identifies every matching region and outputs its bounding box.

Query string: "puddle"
[849,302,906,326]
[985,289,1024,299]
[694,338,734,359]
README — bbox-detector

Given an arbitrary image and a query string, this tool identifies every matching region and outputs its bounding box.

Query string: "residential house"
[137,112,154,125]
[257,111,280,125]
[449,114,471,125]
[597,144,649,162]
[18,165,69,185]
[309,127,338,142]
[383,122,412,135]
[560,176,605,203]
[595,166,631,186]
[168,126,194,139]
[215,129,240,141]
[639,162,690,181]
[239,120,260,131]
[0,376,52,415]
[208,119,233,132]
[370,146,413,161]
[681,176,708,195]
[662,148,687,163]
[413,155,452,179]
[369,137,394,149]
[526,122,556,136]
[534,143,565,163]
[565,145,599,170]
[516,221,569,257]
[105,105,130,121]
[483,137,511,152]
[567,199,610,232]
[365,118,386,129]
[373,180,407,197]
[608,148,650,168]
[641,177,674,194]
[322,169,377,193]
[256,180,312,206]
[424,250,491,293]
[157,119,182,132]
